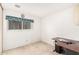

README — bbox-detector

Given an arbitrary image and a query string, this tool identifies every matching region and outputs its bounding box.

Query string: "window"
[6,16,34,30]
[23,22,31,29]
[9,20,22,29]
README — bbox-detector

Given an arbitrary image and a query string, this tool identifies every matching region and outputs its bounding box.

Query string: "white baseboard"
[3,39,40,51]
[41,39,55,46]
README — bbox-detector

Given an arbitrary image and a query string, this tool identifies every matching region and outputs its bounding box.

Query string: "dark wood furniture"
[53,37,79,55]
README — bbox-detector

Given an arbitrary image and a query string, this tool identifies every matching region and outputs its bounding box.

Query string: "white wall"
[3,9,41,50]
[0,5,2,53]
[41,6,79,46]
[3,5,79,50]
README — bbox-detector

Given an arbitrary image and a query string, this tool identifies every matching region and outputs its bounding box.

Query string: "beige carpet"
[3,41,60,55]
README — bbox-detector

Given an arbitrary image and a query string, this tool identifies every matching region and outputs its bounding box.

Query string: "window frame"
[6,15,34,30]
[23,21,31,29]
[8,20,22,30]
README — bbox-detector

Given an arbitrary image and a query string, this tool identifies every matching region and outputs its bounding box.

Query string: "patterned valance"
[6,15,34,23]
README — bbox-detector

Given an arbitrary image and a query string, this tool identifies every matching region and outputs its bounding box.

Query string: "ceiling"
[2,3,76,18]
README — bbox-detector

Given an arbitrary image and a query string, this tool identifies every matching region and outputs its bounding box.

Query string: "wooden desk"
[56,41,79,53]
[53,37,79,55]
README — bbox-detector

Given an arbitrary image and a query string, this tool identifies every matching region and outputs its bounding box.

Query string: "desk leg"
[55,44,64,54]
